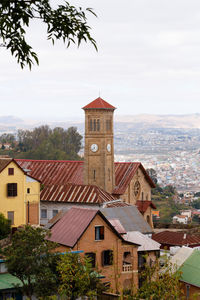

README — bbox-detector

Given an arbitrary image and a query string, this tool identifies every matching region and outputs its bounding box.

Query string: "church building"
[16,97,156,227]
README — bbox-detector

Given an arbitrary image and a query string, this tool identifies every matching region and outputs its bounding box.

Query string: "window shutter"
[7,183,12,197]
[101,251,105,266]
[13,183,17,196]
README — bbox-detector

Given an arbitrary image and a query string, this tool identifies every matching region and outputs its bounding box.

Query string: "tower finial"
[99,90,101,97]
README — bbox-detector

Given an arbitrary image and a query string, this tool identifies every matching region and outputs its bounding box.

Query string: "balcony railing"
[122,264,132,272]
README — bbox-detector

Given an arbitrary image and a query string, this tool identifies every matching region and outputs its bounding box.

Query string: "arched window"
[97,119,100,131]
[146,215,151,225]
[93,119,96,131]
[89,119,93,131]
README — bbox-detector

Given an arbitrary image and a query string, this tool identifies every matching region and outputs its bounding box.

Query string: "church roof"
[41,183,116,204]
[82,97,116,110]
[136,201,156,213]
[16,159,155,195]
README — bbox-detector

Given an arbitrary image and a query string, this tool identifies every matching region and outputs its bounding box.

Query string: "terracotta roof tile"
[0,158,12,172]
[152,231,200,247]
[82,97,116,110]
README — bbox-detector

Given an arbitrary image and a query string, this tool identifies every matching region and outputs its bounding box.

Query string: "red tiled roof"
[41,183,116,204]
[0,158,12,172]
[82,97,116,110]
[136,201,156,213]
[152,231,200,247]
[16,159,155,195]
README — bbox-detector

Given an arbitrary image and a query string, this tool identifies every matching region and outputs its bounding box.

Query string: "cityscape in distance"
[1,113,200,193]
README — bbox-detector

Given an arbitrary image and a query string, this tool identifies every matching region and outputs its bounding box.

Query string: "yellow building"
[0,157,40,227]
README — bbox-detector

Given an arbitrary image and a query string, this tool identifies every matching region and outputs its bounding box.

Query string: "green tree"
[57,252,105,299]
[131,258,183,300]
[15,125,82,160]
[0,213,11,240]
[3,225,58,299]
[0,0,97,69]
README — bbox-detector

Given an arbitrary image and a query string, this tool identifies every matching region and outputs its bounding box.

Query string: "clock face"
[107,143,111,152]
[90,144,98,152]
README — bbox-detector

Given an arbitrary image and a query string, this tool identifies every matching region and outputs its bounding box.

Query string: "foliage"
[0,213,11,240]
[0,0,97,69]
[146,168,158,184]
[130,258,183,300]
[191,199,200,209]
[57,252,105,300]
[0,125,82,160]
[3,225,58,299]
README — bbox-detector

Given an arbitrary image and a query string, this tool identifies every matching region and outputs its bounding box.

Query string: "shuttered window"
[7,211,14,225]
[8,168,14,175]
[7,183,17,197]
[102,250,113,266]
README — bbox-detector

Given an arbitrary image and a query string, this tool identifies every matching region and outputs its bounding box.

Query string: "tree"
[146,168,158,184]
[3,225,58,299]
[130,258,183,300]
[57,252,105,299]
[0,0,97,69]
[0,213,11,240]
[15,125,82,160]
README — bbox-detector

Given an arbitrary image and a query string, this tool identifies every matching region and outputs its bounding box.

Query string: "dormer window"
[8,168,14,175]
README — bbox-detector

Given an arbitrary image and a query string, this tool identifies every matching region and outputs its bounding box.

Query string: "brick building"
[48,207,139,294]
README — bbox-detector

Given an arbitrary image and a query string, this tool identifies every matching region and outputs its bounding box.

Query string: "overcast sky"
[1,0,200,121]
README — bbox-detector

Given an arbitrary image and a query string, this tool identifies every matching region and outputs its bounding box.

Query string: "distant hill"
[1,113,200,134]
[115,114,200,129]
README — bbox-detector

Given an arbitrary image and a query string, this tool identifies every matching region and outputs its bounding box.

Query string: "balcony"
[122,264,132,272]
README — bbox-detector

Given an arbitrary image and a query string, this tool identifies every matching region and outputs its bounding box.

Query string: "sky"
[1,0,200,121]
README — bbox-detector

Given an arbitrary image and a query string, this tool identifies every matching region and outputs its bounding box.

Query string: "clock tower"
[82,97,116,193]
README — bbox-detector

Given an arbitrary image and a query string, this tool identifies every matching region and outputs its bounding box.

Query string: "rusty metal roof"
[48,207,98,247]
[101,206,153,234]
[0,158,12,172]
[47,207,134,247]
[136,201,156,213]
[16,159,155,195]
[152,231,200,247]
[82,97,116,110]
[41,183,116,204]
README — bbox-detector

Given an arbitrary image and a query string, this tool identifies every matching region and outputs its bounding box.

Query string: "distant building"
[173,215,188,224]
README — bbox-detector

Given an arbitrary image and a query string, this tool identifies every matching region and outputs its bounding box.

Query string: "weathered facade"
[0,158,40,227]
[49,207,139,293]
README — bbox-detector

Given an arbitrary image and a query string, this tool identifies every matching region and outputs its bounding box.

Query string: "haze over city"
[1,0,200,121]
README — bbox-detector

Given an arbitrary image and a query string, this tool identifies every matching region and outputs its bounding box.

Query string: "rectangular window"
[85,252,96,268]
[27,188,30,194]
[7,211,14,225]
[102,250,113,266]
[41,209,47,219]
[8,168,14,175]
[7,183,17,197]
[95,226,104,240]
[52,210,58,218]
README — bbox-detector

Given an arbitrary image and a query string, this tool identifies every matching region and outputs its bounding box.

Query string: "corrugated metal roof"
[0,158,12,172]
[82,97,116,110]
[179,250,200,287]
[41,183,116,204]
[108,219,126,234]
[123,231,160,252]
[48,207,98,247]
[152,231,200,247]
[100,206,153,234]
[136,201,156,213]
[170,246,195,269]
[16,159,155,195]
[0,273,23,290]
